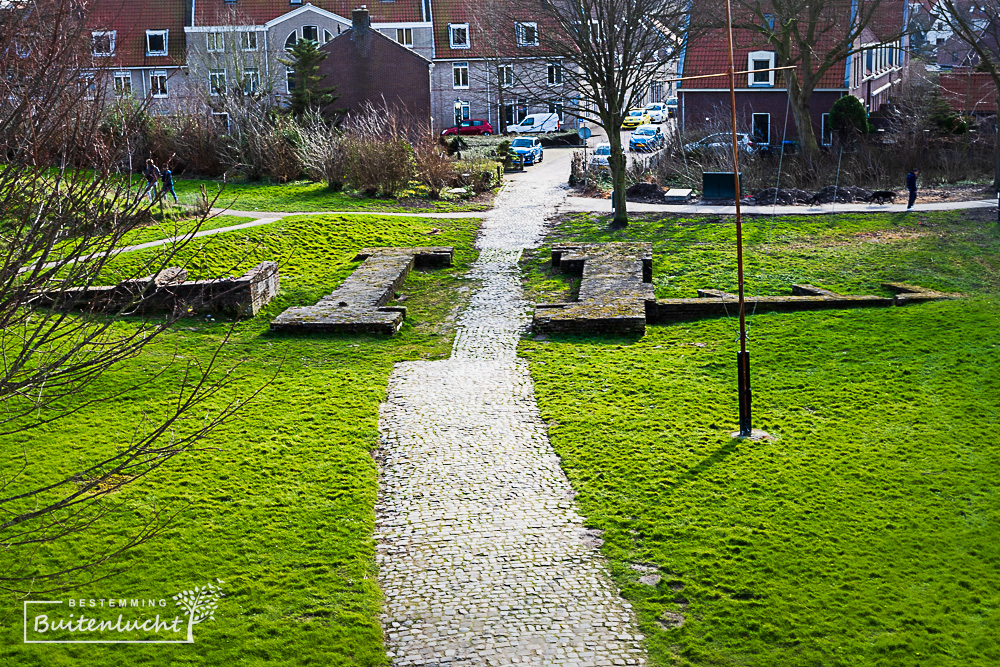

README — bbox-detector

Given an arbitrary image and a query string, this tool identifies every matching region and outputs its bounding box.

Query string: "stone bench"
[532,243,654,334]
[32,262,279,317]
[270,247,453,335]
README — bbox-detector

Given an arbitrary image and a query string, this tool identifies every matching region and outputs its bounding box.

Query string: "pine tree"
[280,38,338,117]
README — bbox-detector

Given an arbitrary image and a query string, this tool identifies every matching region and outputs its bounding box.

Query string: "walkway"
[375,161,646,664]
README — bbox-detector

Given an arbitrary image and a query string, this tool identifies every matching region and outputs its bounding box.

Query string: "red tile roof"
[194,0,424,27]
[431,0,558,60]
[87,0,188,68]
[940,71,998,112]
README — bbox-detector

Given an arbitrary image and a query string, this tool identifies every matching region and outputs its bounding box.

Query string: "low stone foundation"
[533,243,654,335]
[270,247,453,335]
[33,262,279,317]
[531,242,959,334]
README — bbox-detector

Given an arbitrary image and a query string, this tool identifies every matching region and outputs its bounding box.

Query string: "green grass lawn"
[1,212,482,666]
[520,209,1000,666]
[119,214,256,247]
[171,178,492,214]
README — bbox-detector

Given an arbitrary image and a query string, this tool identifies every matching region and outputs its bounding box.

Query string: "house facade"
[82,0,587,132]
[678,0,908,148]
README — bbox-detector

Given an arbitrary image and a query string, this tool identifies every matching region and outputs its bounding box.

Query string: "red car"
[441,119,494,136]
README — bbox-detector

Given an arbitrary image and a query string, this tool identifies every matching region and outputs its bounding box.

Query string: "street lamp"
[454,98,463,129]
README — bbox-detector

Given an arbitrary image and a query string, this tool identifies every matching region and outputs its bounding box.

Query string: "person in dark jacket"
[906,169,918,209]
[161,166,178,203]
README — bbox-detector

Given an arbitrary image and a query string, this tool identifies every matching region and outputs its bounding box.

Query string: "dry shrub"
[340,103,415,197]
[298,115,350,190]
[412,132,456,197]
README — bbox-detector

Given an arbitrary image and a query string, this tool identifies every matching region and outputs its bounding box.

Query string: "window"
[207,32,224,53]
[113,71,131,96]
[80,73,96,99]
[516,22,538,47]
[548,99,564,120]
[547,61,562,85]
[286,67,295,93]
[146,30,168,56]
[209,68,226,95]
[324,29,334,43]
[396,28,413,46]
[763,13,774,29]
[747,50,775,86]
[821,113,833,145]
[499,63,513,87]
[150,70,168,97]
[302,25,318,43]
[92,31,115,56]
[290,0,302,5]
[449,23,469,49]
[285,32,297,50]
[213,112,231,133]
[242,68,260,95]
[649,81,663,103]
[752,113,770,145]
[453,61,469,89]
[242,31,258,51]
[459,100,470,120]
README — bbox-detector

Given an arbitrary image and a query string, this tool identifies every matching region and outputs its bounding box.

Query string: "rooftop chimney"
[352,6,370,34]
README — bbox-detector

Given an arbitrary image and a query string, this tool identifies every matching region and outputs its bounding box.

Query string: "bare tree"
[729,0,906,162]
[508,0,687,226]
[935,0,1000,189]
[0,0,255,594]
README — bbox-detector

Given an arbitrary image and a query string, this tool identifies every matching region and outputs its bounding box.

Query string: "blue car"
[629,124,665,152]
[510,136,544,165]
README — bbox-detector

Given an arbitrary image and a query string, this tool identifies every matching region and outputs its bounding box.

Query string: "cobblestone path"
[376,165,646,665]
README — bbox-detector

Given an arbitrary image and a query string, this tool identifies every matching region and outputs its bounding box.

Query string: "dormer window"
[242,31,258,51]
[92,31,115,57]
[516,22,538,47]
[206,32,224,53]
[747,50,775,86]
[146,30,168,56]
[302,25,318,43]
[449,23,469,49]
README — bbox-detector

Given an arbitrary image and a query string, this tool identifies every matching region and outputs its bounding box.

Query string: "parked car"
[621,108,650,129]
[441,119,494,136]
[589,142,613,170]
[665,98,678,118]
[508,112,561,134]
[629,124,665,152]
[509,136,544,164]
[683,132,757,154]
[644,103,666,123]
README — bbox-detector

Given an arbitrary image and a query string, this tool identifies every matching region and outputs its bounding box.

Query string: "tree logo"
[172,579,225,643]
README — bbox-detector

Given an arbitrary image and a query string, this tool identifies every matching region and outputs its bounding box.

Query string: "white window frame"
[547,61,562,85]
[286,67,295,94]
[449,23,470,49]
[242,68,260,95]
[459,100,471,120]
[113,71,132,96]
[92,30,115,57]
[242,31,258,51]
[146,30,169,57]
[752,112,770,145]
[453,61,469,89]
[516,22,538,47]
[396,28,413,47]
[209,68,226,96]
[285,31,297,50]
[80,72,96,100]
[498,63,513,87]
[206,32,224,53]
[302,25,319,43]
[150,70,168,98]
[747,50,775,86]
[821,113,833,146]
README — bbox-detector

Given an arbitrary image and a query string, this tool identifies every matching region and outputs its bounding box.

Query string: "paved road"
[375,144,646,665]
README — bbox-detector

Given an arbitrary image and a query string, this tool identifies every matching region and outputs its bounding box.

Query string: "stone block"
[270,247,453,335]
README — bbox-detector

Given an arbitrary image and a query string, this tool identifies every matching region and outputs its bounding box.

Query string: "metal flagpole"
[725,0,752,436]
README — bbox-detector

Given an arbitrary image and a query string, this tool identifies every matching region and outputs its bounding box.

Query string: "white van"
[509,112,561,134]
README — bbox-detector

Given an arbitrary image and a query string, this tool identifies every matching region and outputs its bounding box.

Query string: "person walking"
[906,169,918,209]
[161,165,178,203]
[142,159,161,203]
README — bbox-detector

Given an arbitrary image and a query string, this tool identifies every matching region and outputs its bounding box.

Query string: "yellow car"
[621,108,651,129]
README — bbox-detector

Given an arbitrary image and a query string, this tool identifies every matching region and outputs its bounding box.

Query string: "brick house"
[940,71,998,115]
[317,7,433,122]
[678,0,908,148]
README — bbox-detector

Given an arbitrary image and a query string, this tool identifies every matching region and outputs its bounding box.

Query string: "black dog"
[867,190,896,204]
